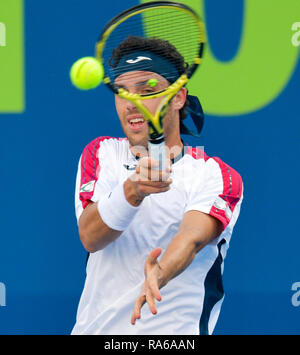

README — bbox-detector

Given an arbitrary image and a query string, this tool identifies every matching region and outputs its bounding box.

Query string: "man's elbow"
[78,226,102,253]
[78,225,121,253]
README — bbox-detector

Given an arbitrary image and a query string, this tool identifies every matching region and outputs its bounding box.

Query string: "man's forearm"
[158,234,202,288]
[157,212,222,288]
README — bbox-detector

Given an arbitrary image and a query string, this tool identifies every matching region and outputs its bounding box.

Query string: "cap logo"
[126,56,152,64]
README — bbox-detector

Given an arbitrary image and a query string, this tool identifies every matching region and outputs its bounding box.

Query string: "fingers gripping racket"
[96,1,205,169]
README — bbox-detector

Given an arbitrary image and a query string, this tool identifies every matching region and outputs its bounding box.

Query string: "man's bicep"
[178,210,223,250]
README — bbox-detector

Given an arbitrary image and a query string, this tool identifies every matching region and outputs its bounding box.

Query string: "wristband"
[97,183,140,231]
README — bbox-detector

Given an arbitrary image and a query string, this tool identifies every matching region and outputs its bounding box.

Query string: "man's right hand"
[124,157,172,207]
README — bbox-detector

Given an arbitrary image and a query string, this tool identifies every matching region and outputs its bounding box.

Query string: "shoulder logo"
[213,196,232,220]
[80,180,95,193]
[126,56,152,64]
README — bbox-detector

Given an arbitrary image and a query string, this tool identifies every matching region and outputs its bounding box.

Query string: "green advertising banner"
[141,0,300,116]
[0,0,24,113]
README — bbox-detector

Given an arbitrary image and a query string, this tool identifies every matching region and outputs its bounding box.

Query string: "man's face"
[114,71,185,149]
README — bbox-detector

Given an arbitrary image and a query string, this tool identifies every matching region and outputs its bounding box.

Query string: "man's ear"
[172,87,187,110]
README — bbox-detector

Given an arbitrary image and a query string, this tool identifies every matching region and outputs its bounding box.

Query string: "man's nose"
[125,100,137,111]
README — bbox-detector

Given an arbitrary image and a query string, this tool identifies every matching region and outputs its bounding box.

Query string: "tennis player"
[72,37,243,335]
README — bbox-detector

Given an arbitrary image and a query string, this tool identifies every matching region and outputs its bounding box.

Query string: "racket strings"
[101,7,202,90]
[104,28,200,63]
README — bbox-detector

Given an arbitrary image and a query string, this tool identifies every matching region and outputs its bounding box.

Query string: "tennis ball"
[147,78,158,87]
[70,57,104,90]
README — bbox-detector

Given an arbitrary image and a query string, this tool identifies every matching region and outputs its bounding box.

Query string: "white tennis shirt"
[72,136,243,335]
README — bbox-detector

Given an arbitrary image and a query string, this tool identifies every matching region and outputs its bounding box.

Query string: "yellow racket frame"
[96,1,205,139]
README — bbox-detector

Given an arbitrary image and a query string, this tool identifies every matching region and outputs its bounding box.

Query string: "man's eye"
[141,88,154,94]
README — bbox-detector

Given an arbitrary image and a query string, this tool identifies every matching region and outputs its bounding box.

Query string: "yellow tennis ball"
[70,57,104,90]
[147,78,158,87]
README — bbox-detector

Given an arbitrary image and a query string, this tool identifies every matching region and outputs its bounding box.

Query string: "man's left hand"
[131,247,164,324]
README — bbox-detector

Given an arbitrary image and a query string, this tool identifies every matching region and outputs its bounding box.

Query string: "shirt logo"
[123,164,137,171]
[80,180,95,193]
[213,196,227,211]
[126,56,152,64]
[213,196,232,220]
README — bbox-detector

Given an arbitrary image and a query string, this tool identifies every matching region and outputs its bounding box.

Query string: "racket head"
[96,1,205,139]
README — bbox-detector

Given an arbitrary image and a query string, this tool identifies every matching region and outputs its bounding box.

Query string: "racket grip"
[148,140,166,171]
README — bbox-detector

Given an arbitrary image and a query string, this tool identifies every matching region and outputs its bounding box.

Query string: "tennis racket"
[96,1,205,170]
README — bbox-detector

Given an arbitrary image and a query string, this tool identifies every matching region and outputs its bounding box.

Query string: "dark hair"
[110,36,190,121]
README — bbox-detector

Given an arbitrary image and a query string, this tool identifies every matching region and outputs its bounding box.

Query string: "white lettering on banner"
[0,22,6,47]
[0,282,6,306]
[291,22,300,47]
[291,282,300,307]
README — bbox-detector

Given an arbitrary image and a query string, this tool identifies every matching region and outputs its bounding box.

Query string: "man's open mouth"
[127,115,146,131]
